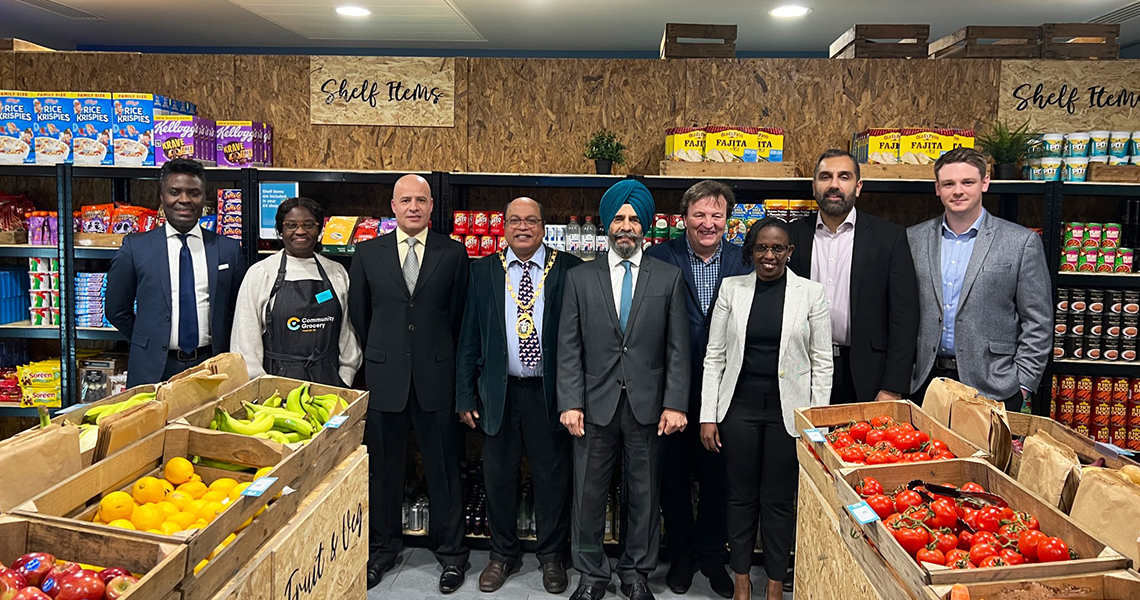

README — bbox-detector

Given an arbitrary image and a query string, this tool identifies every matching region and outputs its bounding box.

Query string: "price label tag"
[242,476,278,497]
[803,428,826,443]
[1095,441,1134,457]
[325,414,348,429]
[847,501,880,525]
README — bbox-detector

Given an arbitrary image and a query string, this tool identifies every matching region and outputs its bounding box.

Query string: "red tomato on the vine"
[855,477,883,497]
[999,548,1026,566]
[974,507,1005,533]
[969,543,1000,565]
[945,549,970,564]
[916,547,945,566]
[961,482,986,493]
[979,555,1007,568]
[893,490,925,514]
[1036,537,1071,563]
[892,526,929,556]
[865,494,894,520]
[865,429,886,445]
[848,421,871,442]
[870,415,895,429]
[1018,530,1047,562]
[934,531,958,555]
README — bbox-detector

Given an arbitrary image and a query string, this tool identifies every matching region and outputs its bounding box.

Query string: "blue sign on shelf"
[260,182,299,240]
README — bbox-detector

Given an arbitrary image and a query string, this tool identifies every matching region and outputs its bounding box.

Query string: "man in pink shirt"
[786,149,920,404]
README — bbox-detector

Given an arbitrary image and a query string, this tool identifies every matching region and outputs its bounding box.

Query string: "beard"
[815,187,856,217]
[609,231,642,259]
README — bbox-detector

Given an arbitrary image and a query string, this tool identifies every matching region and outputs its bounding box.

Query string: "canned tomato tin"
[453,210,469,234]
[480,235,496,256]
[1085,223,1103,248]
[472,211,490,235]
[1112,378,1130,426]
[489,212,504,236]
[464,235,480,257]
[1104,223,1123,248]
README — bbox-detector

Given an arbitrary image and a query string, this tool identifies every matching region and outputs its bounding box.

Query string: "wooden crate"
[660,23,736,59]
[794,400,989,476]
[926,569,1140,600]
[928,26,1041,59]
[205,447,368,600]
[1087,163,1140,183]
[1040,23,1120,60]
[12,424,308,600]
[834,459,1131,600]
[830,24,930,59]
[1007,412,1139,475]
[859,162,993,180]
[0,514,187,600]
[657,160,801,178]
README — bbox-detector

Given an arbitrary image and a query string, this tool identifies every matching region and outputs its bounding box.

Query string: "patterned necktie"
[516,261,541,369]
[619,260,632,333]
[403,237,420,294]
[176,233,198,354]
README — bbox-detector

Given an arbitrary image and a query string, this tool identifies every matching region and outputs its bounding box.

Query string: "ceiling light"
[335,6,371,17]
[769,5,811,18]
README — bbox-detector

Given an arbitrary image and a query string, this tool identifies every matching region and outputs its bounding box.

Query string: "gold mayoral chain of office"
[499,248,557,340]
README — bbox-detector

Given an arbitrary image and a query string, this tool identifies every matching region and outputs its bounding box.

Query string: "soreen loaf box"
[0,91,36,165]
[34,92,75,165]
[112,93,154,166]
[72,93,113,166]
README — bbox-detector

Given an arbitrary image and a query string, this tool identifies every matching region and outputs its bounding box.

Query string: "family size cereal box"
[757,127,784,163]
[216,120,256,167]
[154,115,196,165]
[112,93,155,167]
[705,126,759,163]
[34,92,75,165]
[71,93,113,166]
[0,91,35,165]
[666,127,705,162]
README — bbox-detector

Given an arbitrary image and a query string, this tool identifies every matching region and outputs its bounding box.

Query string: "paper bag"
[94,400,169,462]
[0,424,82,512]
[1070,468,1140,565]
[1018,430,1081,511]
[923,377,978,427]
[953,395,1012,470]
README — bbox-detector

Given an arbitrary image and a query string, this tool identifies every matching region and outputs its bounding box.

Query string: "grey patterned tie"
[403,237,420,294]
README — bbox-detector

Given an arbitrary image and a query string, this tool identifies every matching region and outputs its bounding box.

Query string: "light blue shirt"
[506,245,546,378]
[938,210,985,357]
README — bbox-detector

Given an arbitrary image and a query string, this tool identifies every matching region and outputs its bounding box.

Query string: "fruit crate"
[794,400,990,476]
[829,24,930,59]
[927,26,1042,59]
[0,513,188,600]
[1039,23,1120,60]
[1006,412,1139,479]
[12,424,308,600]
[834,458,1130,600]
[925,569,1140,600]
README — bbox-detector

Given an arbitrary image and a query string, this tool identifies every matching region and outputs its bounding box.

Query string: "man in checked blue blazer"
[107,158,247,387]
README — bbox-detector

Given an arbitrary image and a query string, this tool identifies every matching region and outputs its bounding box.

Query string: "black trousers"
[719,393,797,580]
[660,418,729,565]
[829,346,860,405]
[161,347,213,380]
[913,365,1025,413]
[572,392,662,588]
[483,377,571,566]
[364,381,469,569]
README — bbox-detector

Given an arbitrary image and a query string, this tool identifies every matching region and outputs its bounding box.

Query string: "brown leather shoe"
[478,560,515,592]
[540,561,568,594]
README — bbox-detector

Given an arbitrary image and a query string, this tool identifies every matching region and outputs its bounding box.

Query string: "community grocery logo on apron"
[287,316,335,333]
[287,317,302,331]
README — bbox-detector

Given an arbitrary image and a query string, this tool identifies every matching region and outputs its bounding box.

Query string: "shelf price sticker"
[803,428,826,444]
[847,501,880,525]
[1095,441,1135,457]
[325,414,348,429]
[242,476,278,498]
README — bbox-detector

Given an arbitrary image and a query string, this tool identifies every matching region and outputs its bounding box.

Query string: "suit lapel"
[795,217,815,275]
[541,247,558,331]
[595,260,622,335]
[155,229,172,312]
[378,235,408,299]
[849,214,870,323]
[623,257,653,341]
[958,213,996,308]
[780,274,807,365]
[735,276,754,346]
[203,230,219,333]
[670,239,702,312]
[412,233,444,299]
[493,252,508,342]
[927,219,944,307]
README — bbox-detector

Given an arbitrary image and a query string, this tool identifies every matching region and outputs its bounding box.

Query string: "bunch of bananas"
[82,392,158,425]
[208,383,349,445]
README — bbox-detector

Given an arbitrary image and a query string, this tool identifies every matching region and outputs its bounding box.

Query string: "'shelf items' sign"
[999,60,1140,132]
[309,56,455,127]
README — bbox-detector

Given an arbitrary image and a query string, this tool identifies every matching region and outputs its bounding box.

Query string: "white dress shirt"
[395,227,429,269]
[608,247,642,316]
[810,209,856,346]
[167,223,211,349]
[505,245,546,378]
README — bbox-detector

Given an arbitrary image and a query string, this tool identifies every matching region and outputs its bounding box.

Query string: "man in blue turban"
[558,179,692,600]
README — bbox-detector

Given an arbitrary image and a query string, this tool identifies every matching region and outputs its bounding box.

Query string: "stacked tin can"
[1060,222,1133,273]
[1054,287,1139,362]
[1052,374,1140,451]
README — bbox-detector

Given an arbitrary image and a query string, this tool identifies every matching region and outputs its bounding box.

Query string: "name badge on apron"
[315,289,333,304]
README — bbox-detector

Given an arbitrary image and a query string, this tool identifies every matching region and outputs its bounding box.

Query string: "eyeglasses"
[506,217,542,228]
[753,244,788,256]
[282,221,320,232]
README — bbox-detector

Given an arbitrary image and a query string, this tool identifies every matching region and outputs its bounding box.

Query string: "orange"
[159,521,183,535]
[201,490,228,504]
[208,478,239,494]
[164,457,195,485]
[168,511,198,529]
[132,477,167,504]
[168,491,193,511]
[99,491,136,523]
[177,481,208,500]
[131,503,165,531]
[107,519,136,530]
[228,482,252,501]
[157,501,180,519]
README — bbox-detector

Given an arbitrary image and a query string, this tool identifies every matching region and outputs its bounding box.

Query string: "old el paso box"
[0,91,35,165]
[34,92,75,165]
[112,93,154,167]
[72,92,113,166]
[216,120,256,167]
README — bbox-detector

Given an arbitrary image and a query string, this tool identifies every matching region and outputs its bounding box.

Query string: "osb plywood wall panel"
[0,53,13,88]
[999,60,1140,132]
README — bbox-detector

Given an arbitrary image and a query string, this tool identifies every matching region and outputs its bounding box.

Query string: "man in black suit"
[456,197,582,594]
[787,149,919,404]
[107,158,246,387]
[646,180,749,598]
[348,174,471,594]
[559,179,690,600]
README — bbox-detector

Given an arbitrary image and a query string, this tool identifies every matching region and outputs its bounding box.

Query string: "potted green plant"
[584,129,626,175]
[976,119,1039,180]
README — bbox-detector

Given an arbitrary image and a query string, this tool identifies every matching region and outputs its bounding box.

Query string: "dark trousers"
[660,419,729,565]
[829,346,860,405]
[483,377,571,566]
[161,347,213,381]
[913,365,1025,413]
[572,393,662,588]
[364,382,469,569]
[719,393,797,580]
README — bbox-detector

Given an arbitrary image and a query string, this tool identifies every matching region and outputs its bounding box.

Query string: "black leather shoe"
[366,558,394,589]
[700,563,734,599]
[439,564,467,594]
[540,561,569,594]
[570,584,607,600]
[667,557,695,594]
[619,582,655,600]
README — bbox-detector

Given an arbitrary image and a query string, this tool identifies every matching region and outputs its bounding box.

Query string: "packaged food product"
[1089,131,1110,157]
[900,128,954,165]
[1109,154,1130,166]
[704,126,759,163]
[480,235,496,256]
[198,214,217,232]
[1062,157,1089,182]
[497,236,508,252]
[1064,133,1091,157]
[472,211,489,235]
[216,120,256,167]
[453,210,469,235]
[112,93,154,167]
[666,127,705,162]
[1103,223,1122,248]
[1097,249,1116,272]
[378,219,397,236]
[857,129,900,164]
[953,128,975,149]
[1061,247,1079,272]
[110,205,152,235]
[154,115,197,165]
[756,127,784,162]
[1040,133,1065,158]
[71,92,113,166]
[82,204,115,234]
[1118,248,1134,273]
[1040,157,1062,181]
[320,216,359,247]
[34,92,75,165]
[489,212,504,236]
[464,235,479,257]
[352,218,381,244]
[0,91,36,165]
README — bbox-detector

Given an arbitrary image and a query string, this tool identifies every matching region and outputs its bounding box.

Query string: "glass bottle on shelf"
[581,216,596,261]
[566,216,581,257]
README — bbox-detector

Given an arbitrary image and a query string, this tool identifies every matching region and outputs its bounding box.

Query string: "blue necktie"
[177,233,199,354]
[619,260,632,333]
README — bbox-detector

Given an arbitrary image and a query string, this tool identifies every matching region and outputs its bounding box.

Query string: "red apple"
[10,555,54,588]
[0,568,28,600]
[53,571,103,600]
[101,576,136,600]
[91,570,127,587]
[12,589,50,600]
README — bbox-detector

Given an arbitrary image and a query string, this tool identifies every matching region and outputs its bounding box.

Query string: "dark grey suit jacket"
[557,253,691,427]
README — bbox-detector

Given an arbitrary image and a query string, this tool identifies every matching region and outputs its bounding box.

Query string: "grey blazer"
[557,254,691,427]
[907,211,1052,400]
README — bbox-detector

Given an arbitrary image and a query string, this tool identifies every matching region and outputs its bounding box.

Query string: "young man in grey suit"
[907,148,1052,412]
[558,179,691,600]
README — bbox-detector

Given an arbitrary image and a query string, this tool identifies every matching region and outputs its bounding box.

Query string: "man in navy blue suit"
[107,158,247,387]
[646,179,751,598]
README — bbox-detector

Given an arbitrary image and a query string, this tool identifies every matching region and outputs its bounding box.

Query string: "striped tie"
[403,237,420,294]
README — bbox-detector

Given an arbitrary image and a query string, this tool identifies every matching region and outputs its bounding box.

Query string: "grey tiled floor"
[366,548,793,600]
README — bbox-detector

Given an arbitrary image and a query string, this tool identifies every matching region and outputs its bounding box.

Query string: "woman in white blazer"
[699,217,832,600]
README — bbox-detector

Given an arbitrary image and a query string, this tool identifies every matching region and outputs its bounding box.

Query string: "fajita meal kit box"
[33,92,75,165]
[704,126,759,163]
[0,91,36,165]
[665,127,705,162]
[112,93,155,167]
[71,93,113,166]
[900,128,955,165]
[860,128,901,164]
[757,127,784,162]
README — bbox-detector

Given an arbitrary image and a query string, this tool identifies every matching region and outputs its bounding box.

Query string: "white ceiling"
[1,0,1138,54]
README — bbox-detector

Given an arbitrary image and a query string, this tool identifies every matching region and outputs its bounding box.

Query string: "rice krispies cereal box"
[112,93,155,167]
[154,115,196,165]
[71,93,113,166]
[34,92,75,165]
[0,91,35,165]
[216,120,256,167]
